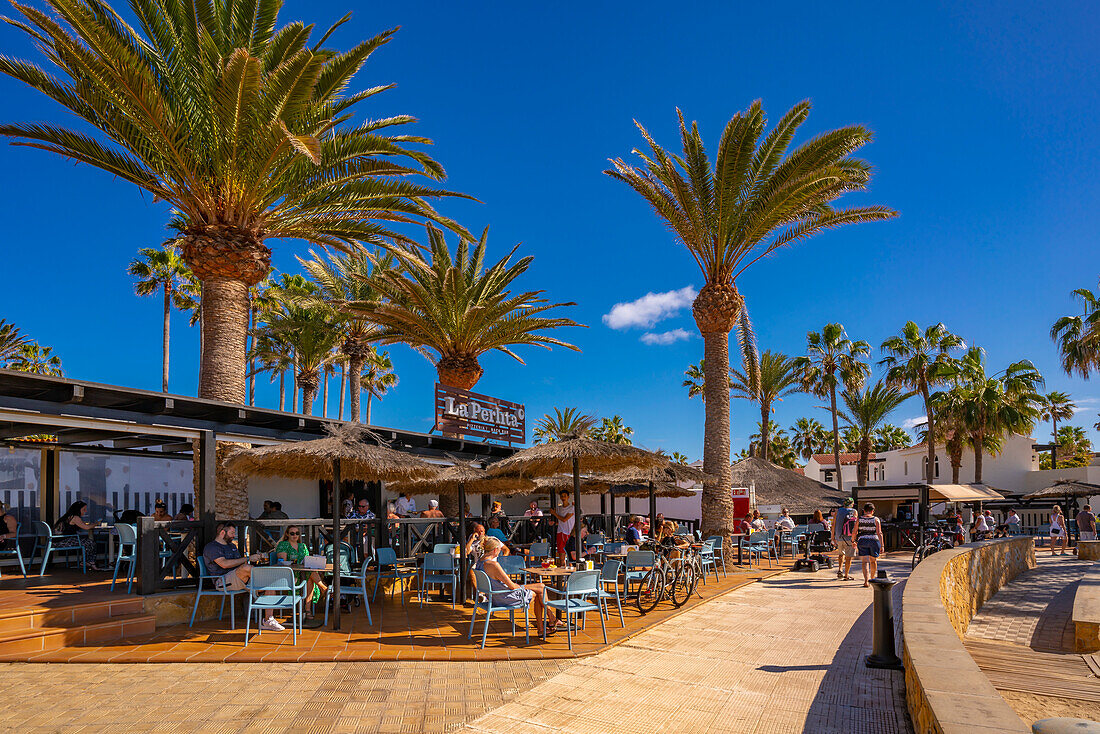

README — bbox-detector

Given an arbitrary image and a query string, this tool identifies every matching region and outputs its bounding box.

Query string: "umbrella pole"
[331,458,342,631]
[458,481,467,603]
[649,481,657,539]
[573,458,582,565]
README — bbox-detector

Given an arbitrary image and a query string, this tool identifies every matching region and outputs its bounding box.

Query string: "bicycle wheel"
[911,545,926,569]
[671,563,697,607]
[635,567,665,614]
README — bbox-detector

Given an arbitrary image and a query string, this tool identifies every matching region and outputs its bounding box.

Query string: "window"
[823,470,834,483]
[922,457,940,480]
[904,461,908,476]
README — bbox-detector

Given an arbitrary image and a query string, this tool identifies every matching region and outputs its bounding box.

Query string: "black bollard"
[866,569,903,670]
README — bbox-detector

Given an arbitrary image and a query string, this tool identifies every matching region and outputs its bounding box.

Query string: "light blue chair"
[584,532,605,553]
[35,520,85,575]
[743,531,776,568]
[468,568,533,649]
[244,566,305,646]
[328,561,373,626]
[419,552,458,608]
[498,554,529,584]
[705,536,727,575]
[110,523,137,592]
[371,547,417,604]
[623,550,654,595]
[190,556,250,627]
[528,541,550,563]
[432,543,458,555]
[603,542,625,556]
[785,525,808,558]
[544,569,607,651]
[0,522,27,579]
[587,559,625,627]
[698,540,719,584]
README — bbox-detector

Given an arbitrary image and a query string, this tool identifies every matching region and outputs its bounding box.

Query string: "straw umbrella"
[1023,480,1100,540]
[389,461,534,600]
[225,423,438,629]
[487,436,665,561]
[599,462,711,539]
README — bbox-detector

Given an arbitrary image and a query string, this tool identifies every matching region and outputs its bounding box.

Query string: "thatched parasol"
[598,462,712,533]
[225,423,438,631]
[729,457,844,516]
[487,436,665,559]
[1023,479,1100,501]
[533,474,614,495]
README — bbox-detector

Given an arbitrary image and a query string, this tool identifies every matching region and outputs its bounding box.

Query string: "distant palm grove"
[1,0,1098,538]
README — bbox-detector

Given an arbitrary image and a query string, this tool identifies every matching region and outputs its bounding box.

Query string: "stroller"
[793,528,835,572]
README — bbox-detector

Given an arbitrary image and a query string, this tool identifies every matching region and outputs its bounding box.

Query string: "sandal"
[863,581,870,588]
[844,575,854,581]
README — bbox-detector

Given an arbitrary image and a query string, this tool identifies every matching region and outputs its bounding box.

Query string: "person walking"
[851,503,884,588]
[1076,506,1097,548]
[1049,505,1068,556]
[832,498,857,581]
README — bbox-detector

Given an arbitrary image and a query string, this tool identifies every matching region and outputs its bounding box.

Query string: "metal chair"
[784,525,808,558]
[588,559,625,627]
[244,566,305,646]
[328,561,373,626]
[544,570,606,651]
[743,531,776,568]
[623,550,654,595]
[468,569,533,649]
[190,556,249,627]
[704,536,727,575]
[528,541,550,563]
[371,547,417,604]
[110,523,137,592]
[432,543,458,555]
[419,552,458,608]
[34,520,85,575]
[0,521,27,578]
[698,540,719,584]
[498,554,529,585]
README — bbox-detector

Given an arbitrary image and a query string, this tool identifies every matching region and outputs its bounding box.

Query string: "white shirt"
[555,504,575,535]
[394,496,416,517]
[776,516,796,531]
[1007,513,1021,525]
[975,516,990,532]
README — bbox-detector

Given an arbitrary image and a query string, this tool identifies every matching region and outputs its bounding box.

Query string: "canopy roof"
[598,461,711,486]
[856,483,1005,503]
[487,436,664,478]
[1024,479,1100,500]
[730,457,845,514]
[388,460,534,495]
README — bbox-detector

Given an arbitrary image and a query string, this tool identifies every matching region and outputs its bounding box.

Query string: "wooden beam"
[0,423,44,439]
[112,436,169,449]
[64,385,84,403]
[54,429,123,444]
[159,442,195,453]
[196,431,216,547]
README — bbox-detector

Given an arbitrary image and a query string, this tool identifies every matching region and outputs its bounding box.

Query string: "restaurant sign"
[434,383,525,444]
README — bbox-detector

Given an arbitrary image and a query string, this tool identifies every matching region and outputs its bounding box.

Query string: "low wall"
[1074,564,1100,653]
[902,537,1035,734]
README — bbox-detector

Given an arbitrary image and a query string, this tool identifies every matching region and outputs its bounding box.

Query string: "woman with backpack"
[851,502,884,588]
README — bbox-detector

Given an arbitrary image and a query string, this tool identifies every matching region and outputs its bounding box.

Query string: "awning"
[929,484,1004,502]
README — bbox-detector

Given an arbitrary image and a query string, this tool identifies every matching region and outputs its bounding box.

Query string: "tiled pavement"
[461,557,914,734]
[965,553,1092,652]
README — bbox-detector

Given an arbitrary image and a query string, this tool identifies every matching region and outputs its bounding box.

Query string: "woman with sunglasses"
[275,526,328,619]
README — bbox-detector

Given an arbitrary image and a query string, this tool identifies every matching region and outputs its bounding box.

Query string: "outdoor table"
[730,533,745,566]
[287,563,337,628]
[91,524,117,565]
[527,566,577,625]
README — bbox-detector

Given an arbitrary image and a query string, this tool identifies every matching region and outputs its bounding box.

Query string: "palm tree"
[670,451,691,465]
[839,381,912,485]
[731,351,799,462]
[749,422,798,468]
[928,387,969,482]
[128,242,193,391]
[0,320,30,365]
[1,0,463,404]
[593,415,634,445]
[1051,283,1100,379]
[794,324,871,493]
[532,408,597,444]
[880,322,964,487]
[9,343,63,376]
[790,417,829,461]
[353,224,581,391]
[300,249,395,421]
[361,349,398,425]
[874,424,912,452]
[247,277,277,406]
[683,359,732,402]
[1054,425,1093,467]
[1038,391,1075,469]
[249,329,293,411]
[606,101,896,537]
[953,348,1044,483]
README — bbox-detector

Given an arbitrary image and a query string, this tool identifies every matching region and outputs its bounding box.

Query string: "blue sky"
[1,1,1098,459]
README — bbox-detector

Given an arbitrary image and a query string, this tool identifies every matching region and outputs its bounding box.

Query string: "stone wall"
[901,537,1035,734]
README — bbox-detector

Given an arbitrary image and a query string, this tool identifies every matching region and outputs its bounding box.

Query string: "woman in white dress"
[1049,505,1067,556]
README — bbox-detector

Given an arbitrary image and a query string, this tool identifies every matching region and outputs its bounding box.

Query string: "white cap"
[429,499,438,508]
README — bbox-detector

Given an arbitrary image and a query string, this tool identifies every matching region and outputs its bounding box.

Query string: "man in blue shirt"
[202,522,282,631]
[626,516,645,545]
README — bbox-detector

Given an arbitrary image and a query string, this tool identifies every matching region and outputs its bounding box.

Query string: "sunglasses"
[288,531,300,536]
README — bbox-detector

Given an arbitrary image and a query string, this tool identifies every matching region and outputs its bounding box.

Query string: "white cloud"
[902,415,926,430]
[640,329,692,346]
[603,286,697,330]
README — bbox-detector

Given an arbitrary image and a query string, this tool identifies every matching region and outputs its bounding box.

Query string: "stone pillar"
[191,438,250,521]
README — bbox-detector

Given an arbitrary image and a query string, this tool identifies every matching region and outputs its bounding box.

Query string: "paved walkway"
[462,558,913,734]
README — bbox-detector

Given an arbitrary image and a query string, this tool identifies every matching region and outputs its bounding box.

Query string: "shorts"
[1081,531,1097,541]
[556,532,569,555]
[836,538,856,558]
[856,538,881,558]
[216,567,249,591]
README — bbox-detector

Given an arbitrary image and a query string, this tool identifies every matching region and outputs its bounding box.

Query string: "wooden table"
[527,566,577,624]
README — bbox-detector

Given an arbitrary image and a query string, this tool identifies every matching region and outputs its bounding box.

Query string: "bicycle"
[635,541,698,613]
[911,524,954,569]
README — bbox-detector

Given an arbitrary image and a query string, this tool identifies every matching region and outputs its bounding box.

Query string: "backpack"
[838,508,857,537]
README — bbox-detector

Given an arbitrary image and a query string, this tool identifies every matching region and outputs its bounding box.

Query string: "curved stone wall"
[901,537,1035,734]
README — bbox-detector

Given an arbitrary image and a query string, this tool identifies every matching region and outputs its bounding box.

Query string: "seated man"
[202,522,282,631]
[421,499,445,518]
[485,516,509,543]
[625,516,645,545]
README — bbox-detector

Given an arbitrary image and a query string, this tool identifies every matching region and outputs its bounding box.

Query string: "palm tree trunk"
[161,283,171,392]
[858,438,870,485]
[338,363,346,421]
[322,372,329,418]
[759,401,770,463]
[197,278,249,403]
[829,385,843,493]
[248,303,256,406]
[278,371,285,411]
[348,355,364,422]
[301,378,318,416]
[365,390,373,425]
[291,351,298,413]
[973,433,984,483]
[700,330,733,537]
[921,381,937,485]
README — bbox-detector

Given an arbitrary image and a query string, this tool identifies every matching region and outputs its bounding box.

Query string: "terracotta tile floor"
[0,560,793,662]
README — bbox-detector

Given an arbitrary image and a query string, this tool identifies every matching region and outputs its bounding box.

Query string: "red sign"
[435,384,525,444]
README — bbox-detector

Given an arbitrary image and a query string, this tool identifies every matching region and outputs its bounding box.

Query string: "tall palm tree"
[953,348,1044,483]
[731,350,799,462]
[249,329,293,411]
[361,349,398,425]
[1038,391,1075,469]
[683,359,733,402]
[353,224,581,391]
[1,0,463,404]
[0,320,30,365]
[748,422,797,468]
[790,417,830,462]
[670,451,691,465]
[300,249,395,421]
[247,277,277,406]
[593,415,634,445]
[128,242,193,391]
[874,424,912,452]
[880,322,964,488]
[532,408,597,444]
[264,286,342,416]
[1051,283,1100,379]
[839,381,912,485]
[8,343,63,376]
[606,101,896,536]
[928,387,969,482]
[794,323,870,493]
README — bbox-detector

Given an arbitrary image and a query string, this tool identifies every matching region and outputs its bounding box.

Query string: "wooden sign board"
[434,384,525,444]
